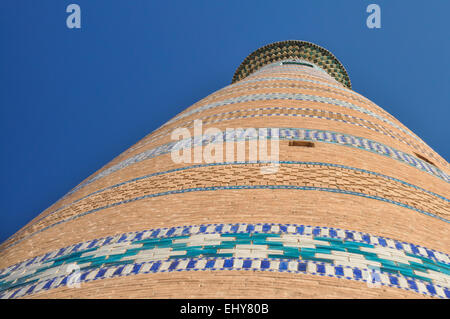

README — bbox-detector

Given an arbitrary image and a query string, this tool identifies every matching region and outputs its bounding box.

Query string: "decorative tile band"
[164,91,422,147]
[248,70,340,88]
[231,40,351,88]
[256,60,331,75]
[232,66,444,167]
[256,60,331,73]
[203,78,383,116]
[122,106,434,164]
[1,223,449,299]
[210,75,418,134]
[64,128,449,198]
[221,75,411,129]
[235,74,348,94]
[4,161,447,252]
[134,74,420,159]
[251,64,336,83]
[250,67,341,86]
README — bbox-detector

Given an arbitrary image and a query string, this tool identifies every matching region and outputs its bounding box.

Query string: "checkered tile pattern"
[164,92,417,139]
[1,223,449,299]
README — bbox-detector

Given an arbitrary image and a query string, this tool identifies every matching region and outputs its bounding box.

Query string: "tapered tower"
[1,41,448,299]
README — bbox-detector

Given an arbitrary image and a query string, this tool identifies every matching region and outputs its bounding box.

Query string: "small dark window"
[282,61,314,68]
[289,141,315,147]
[414,153,435,166]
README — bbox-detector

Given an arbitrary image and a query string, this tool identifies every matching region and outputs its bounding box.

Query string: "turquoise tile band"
[1,223,449,299]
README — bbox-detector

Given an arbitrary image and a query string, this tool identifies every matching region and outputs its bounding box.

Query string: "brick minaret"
[1,41,448,299]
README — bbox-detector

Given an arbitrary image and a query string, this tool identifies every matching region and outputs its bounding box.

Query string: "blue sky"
[0,0,449,242]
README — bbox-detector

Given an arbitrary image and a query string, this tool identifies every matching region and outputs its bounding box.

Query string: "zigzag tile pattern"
[1,223,448,299]
[231,40,351,87]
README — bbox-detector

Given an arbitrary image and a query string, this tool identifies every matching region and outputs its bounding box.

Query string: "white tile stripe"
[3,223,448,277]
[1,225,449,300]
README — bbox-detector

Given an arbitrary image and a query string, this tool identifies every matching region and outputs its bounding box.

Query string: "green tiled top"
[232,40,352,89]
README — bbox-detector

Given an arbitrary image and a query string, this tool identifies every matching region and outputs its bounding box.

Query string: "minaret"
[1,41,448,299]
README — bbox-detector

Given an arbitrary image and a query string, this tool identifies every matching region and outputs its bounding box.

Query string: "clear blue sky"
[0,0,449,242]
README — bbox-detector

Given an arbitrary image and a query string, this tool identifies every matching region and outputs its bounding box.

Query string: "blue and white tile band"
[248,63,340,84]
[254,60,331,75]
[226,75,385,114]
[218,75,422,139]
[250,67,335,84]
[1,223,449,299]
[164,92,422,145]
[142,74,431,158]
[65,127,449,198]
[124,106,431,160]
[236,66,445,167]
[173,74,385,130]
[207,63,442,165]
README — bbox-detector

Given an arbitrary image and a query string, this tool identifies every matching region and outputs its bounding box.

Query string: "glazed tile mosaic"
[1,223,448,299]
[231,40,352,88]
